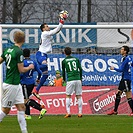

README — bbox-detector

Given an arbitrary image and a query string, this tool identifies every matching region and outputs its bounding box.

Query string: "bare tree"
[24,0,78,23]
[0,0,133,23]
[87,0,91,22]
[77,0,81,23]
[12,0,19,23]
[2,0,6,23]
[91,0,133,22]
[0,0,39,23]
[12,0,39,23]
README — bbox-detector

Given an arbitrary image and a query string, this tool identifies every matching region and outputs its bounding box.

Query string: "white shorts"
[66,80,82,95]
[2,83,24,108]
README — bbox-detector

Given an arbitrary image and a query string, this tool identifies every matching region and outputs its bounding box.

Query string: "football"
[49,80,55,86]
[59,10,69,19]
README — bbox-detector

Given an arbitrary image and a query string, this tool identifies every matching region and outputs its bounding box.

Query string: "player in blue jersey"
[20,48,47,119]
[107,46,133,116]
[32,11,68,99]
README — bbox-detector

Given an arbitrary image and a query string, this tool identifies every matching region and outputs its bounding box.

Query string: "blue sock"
[36,74,48,92]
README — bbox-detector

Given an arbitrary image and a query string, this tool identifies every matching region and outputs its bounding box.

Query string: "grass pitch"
[0,115,133,133]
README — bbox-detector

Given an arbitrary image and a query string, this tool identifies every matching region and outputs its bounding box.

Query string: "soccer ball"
[49,80,55,86]
[59,10,69,19]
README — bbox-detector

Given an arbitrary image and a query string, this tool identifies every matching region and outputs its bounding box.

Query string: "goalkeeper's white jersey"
[38,23,63,53]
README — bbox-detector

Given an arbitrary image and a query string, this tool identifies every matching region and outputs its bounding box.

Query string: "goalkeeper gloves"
[59,17,65,24]
[59,10,69,24]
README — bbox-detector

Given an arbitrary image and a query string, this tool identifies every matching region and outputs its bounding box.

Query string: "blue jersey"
[114,55,132,80]
[20,58,42,85]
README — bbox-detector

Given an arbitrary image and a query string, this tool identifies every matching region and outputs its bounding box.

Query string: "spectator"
[54,70,64,87]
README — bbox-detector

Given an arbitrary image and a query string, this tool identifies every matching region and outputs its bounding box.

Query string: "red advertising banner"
[9,86,131,115]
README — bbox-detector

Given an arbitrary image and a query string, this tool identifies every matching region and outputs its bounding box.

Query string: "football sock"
[21,130,28,133]
[0,110,6,122]
[17,111,27,132]
[25,103,30,115]
[127,98,133,112]
[66,98,71,114]
[36,74,48,92]
[77,97,82,114]
[26,99,42,111]
[114,94,121,112]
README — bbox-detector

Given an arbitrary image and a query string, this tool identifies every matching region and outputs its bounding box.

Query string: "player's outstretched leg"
[32,91,41,100]
[36,74,48,92]
[32,74,48,100]
[26,99,47,119]
[39,108,47,119]
[33,51,48,96]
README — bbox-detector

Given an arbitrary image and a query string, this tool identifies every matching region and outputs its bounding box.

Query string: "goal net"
[0,23,133,115]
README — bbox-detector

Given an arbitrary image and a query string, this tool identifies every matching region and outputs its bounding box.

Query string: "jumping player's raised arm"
[47,23,63,36]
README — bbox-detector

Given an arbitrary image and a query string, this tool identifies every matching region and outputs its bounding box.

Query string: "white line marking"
[39,88,111,96]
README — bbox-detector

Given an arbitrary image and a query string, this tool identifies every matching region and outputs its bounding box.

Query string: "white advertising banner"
[97,22,133,47]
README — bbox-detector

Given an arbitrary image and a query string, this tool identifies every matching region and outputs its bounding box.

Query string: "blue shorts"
[36,51,47,65]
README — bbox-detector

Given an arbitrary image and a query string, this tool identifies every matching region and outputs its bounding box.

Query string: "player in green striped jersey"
[62,47,83,118]
[0,31,34,133]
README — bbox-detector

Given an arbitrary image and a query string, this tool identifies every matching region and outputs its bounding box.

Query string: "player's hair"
[23,48,30,57]
[40,23,47,31]
[122,45,129,54]
[13,31,25,43]
[64,47,71,55]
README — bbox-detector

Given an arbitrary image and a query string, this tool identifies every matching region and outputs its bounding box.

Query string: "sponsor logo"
[89,88,127,113]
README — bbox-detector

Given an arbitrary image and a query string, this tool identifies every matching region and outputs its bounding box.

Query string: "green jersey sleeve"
[16,50,23,63]
[1,49,7,60]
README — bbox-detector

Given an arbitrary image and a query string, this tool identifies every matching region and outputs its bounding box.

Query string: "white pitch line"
[39,88,110,96]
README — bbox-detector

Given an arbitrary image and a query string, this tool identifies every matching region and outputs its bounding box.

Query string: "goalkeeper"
[32,10,68,99]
